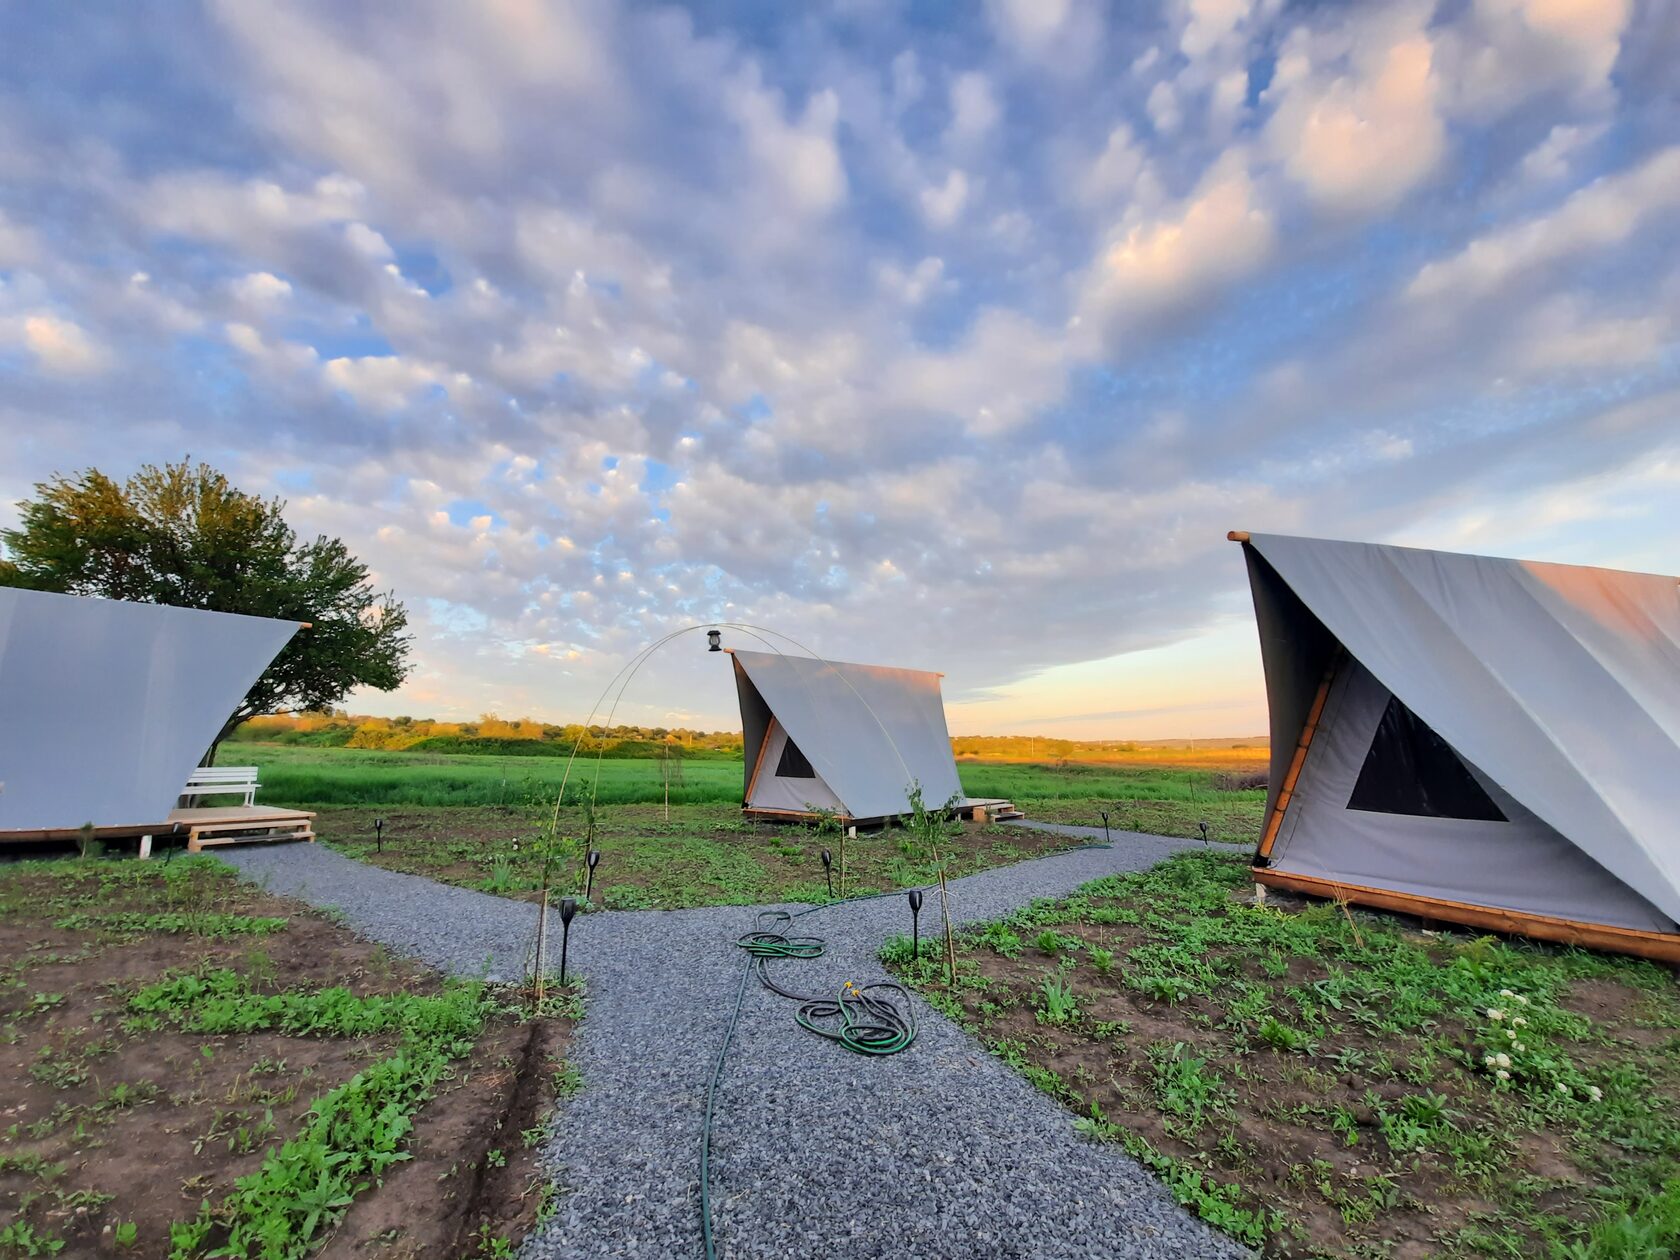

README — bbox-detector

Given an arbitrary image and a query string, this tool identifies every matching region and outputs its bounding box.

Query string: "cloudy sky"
[2,0,1677,738]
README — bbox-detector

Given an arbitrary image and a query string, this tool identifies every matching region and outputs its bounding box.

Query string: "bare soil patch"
[0,855,575,1258]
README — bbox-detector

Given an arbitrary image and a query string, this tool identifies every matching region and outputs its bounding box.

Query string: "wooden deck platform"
[0,806,315,855]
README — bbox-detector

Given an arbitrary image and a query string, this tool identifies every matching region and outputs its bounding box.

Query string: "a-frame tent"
[1231,531,1680,962]
[0,587,301,835]
[728,649,964,824]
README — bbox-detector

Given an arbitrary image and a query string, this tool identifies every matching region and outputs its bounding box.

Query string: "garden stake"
[375,817,385,854]
[558,897,578,986]
[907,888,923,960]
[821,848,833,898]
[1198,820,1210,846]
[585,849,601,901]
[1098,809,1111,844]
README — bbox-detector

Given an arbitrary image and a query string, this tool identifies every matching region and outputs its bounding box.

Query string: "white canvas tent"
[0,587,300,834]
[1232,531,1680,961]
[729,649,964,823]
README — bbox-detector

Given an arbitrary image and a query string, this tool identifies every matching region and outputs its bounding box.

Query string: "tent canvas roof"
[0,588,300,832]
[730,650,962,820]
[1239,533,1680,924]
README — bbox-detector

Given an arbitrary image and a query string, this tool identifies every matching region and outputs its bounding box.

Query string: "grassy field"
[227,744,1268,846]
[0,855,580,1259]
[886,850,1680,1259]
[314,804,1105,911]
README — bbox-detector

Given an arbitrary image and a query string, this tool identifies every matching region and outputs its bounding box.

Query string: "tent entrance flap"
[1269,657,1672,934]
[746,719,844,815]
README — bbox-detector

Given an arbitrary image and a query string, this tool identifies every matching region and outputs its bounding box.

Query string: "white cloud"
[882,308,1070,436]
[1519,122,1607,185]
[1180,0,1253,60]
[323,355,463,412]
[230,271,294,304]
[1146,81,1182,135]
[344,222,395,261]
[14,313,105,374]
[1266,24,1445,213]
[726,79,848,217]
[877,256,948,305]
[1438,0,1631,119]
[1078,151,1274,339]
[919,169,970,227]
[0,210,38,267]
[1408,147,1680,303]
[947,71,1001,146]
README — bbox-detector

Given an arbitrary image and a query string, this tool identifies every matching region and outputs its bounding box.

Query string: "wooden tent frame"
[1229,529,1680,965]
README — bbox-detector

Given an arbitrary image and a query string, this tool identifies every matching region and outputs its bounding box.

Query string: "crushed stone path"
[221,832,1250,1260]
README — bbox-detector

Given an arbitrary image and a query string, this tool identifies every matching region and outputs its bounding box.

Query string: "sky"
[1,0,1677,739]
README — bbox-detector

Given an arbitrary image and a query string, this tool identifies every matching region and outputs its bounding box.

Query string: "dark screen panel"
[1348,696,1506,821]
[776,738,816,779]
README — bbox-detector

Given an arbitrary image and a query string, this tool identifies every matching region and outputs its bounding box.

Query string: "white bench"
[178,766,262,807]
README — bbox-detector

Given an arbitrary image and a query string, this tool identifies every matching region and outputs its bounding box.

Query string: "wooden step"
[186,822,315,852]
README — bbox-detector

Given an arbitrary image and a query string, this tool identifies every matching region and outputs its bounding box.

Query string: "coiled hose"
[699,889,922,1260]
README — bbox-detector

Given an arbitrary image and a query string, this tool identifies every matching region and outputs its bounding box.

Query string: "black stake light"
[585,849,602,901]
[1098,809,1111,845]
[907,888,924,960]
[821,848,833,898]
[558,896,578,985]
[375,817,385,854]
[1198,820,1210,846]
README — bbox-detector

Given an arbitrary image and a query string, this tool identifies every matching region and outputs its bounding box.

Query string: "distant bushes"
[228,711,743,760]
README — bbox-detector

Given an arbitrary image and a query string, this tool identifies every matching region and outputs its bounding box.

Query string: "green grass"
[225,744,1266,843]
[0,853,583,1259]
[886,850,1680,1257]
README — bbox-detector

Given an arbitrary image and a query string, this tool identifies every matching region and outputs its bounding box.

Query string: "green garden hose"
[697,842,1117,1258]
[739,909,919,1056]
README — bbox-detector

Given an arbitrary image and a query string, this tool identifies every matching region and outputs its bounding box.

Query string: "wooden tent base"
[1255,868,1680,964]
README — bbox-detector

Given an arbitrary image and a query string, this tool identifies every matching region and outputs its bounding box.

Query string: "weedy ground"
[884,850,1680,1259]
[315,803,1100,909]
[0,855,579,1259]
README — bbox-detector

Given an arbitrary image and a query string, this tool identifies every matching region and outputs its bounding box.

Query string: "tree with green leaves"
[0,459,411,762]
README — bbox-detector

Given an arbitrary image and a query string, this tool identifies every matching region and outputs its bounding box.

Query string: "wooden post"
[1256,651,1341,864]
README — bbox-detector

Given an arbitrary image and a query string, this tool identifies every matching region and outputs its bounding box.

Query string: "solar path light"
[907,888,923,960]
[1198,821,1210,846]
[1098,808,1111,845]
[558,897,578,986]
[585,849,602,901]
[375,817,385,854]
[821,848,833,898]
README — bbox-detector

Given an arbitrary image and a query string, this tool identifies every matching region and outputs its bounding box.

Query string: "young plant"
[1038,974,1080,1025]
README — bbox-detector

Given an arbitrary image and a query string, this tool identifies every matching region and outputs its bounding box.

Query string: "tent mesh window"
[1348,696,1507,821]
[775,737,816,779]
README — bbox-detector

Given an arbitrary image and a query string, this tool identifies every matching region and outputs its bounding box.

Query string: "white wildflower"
[1496,1069,1510,1081]
[1506,1028,1518,1040]
[1587,1086,1603,1102]
[1495,1053,1511,1069]
[1512,1016,1527,1028]
[1483,1054,1497,1067]
[1499,989,1515,998]
[1487,1008,1505,1021]
[1514,994,1528,1005]
[1513,1043,1525,1052]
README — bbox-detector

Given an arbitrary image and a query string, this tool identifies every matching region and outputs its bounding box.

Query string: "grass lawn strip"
[0,855,579,1259]
[313,803,1119,910]
[885,850,1680,1258]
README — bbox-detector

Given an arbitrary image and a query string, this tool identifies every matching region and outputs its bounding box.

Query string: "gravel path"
[221,831,1250,1260]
